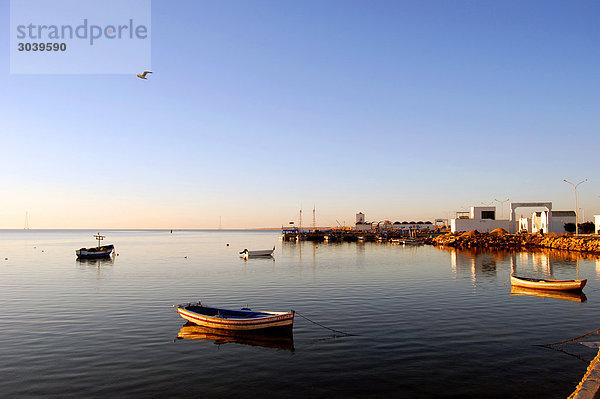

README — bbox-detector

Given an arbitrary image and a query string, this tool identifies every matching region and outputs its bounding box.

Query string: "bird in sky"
[137,71,152,80]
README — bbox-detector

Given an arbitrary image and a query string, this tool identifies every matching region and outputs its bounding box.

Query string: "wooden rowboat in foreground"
[510,274,587,292]
[174,302,294,331]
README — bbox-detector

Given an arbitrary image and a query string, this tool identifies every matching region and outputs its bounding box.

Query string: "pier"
[281,228,445,243]
[569,347,600,399]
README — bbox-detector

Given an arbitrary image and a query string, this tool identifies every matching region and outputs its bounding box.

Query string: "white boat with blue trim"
[239,246,275,258]
[175,302,294,331]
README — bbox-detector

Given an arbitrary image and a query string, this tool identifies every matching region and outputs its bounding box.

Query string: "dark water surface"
[2,230,600,398]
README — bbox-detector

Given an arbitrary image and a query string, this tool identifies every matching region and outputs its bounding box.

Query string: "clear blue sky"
[0,0,598,228]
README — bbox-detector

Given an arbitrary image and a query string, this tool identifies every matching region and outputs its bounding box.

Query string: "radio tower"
[299,207,302,230]
[312,204,316,229]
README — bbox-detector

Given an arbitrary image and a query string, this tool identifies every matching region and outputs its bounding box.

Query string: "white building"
[595,215,600,234]
[451,206,510,233]
[547,211,576,234]
[356,212,365,223]
[531,212,545,233]
[519,216,532,233]
[531,210,575,234]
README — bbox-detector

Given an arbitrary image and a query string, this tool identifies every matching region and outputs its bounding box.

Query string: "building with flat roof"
[451,206,510,233]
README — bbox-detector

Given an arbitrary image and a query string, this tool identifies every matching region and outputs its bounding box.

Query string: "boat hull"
[175,304,294,331]
[76,244,114,259]
[510,275,587,292]
[240,248,275,258]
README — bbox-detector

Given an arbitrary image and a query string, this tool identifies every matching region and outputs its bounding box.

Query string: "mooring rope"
[293,310,356,337]
[537,327,600,348]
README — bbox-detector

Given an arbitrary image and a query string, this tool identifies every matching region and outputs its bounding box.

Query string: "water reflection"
[76,256,115,267]
[449,248,500,280]
[444,246,600,282]
[511,285,587,303]
[242,255,275,263]
[175,323,294,352]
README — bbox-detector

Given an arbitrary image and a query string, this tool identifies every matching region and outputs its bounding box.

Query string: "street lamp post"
[494,198,510,220]
[563,179,587,235]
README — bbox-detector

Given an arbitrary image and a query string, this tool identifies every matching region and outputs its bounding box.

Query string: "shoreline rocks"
[428,231,600,254]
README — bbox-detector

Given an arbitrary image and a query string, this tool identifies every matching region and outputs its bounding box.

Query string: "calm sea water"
[2,230,600,398]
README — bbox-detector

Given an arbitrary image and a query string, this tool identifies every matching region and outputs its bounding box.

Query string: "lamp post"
[494,198,510,219]
[563,179,587,235]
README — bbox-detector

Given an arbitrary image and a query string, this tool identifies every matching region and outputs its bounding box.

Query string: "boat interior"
[185,305,274,319]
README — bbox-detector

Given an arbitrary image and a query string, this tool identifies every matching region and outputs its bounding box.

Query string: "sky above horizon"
[1,0,599,229]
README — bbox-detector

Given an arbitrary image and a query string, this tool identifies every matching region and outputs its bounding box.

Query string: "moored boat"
[174,302,294,331]
[240,246,275,257]
[76,232,115,259]
[76,244,114,258]
[510,274,587,292]
[402,239,424,246]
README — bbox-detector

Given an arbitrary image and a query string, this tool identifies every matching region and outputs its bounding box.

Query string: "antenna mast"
[312,204,316,229]
[93,232,105,248]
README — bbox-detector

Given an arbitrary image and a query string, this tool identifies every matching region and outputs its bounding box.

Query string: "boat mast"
[94,232,105,248]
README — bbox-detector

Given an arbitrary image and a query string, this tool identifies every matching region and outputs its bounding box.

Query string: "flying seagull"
[137,71,152,80]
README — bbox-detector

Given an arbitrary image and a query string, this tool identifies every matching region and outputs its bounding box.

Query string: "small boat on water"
[174,302,295,331]
[76,244,114,258]
[76,233,114,259]
[402,239,424,246]
[510,274,587,292]
[240,246,275,258]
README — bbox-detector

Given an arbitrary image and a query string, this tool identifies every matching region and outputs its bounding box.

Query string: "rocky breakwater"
[427,229,600,254]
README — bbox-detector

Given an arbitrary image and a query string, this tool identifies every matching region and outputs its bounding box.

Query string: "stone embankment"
[427,229,600,254]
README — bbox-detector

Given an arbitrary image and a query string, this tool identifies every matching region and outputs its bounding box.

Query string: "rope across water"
[293,310,356,337]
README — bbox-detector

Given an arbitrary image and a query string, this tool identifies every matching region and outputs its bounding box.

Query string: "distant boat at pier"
[403,239,425,246]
